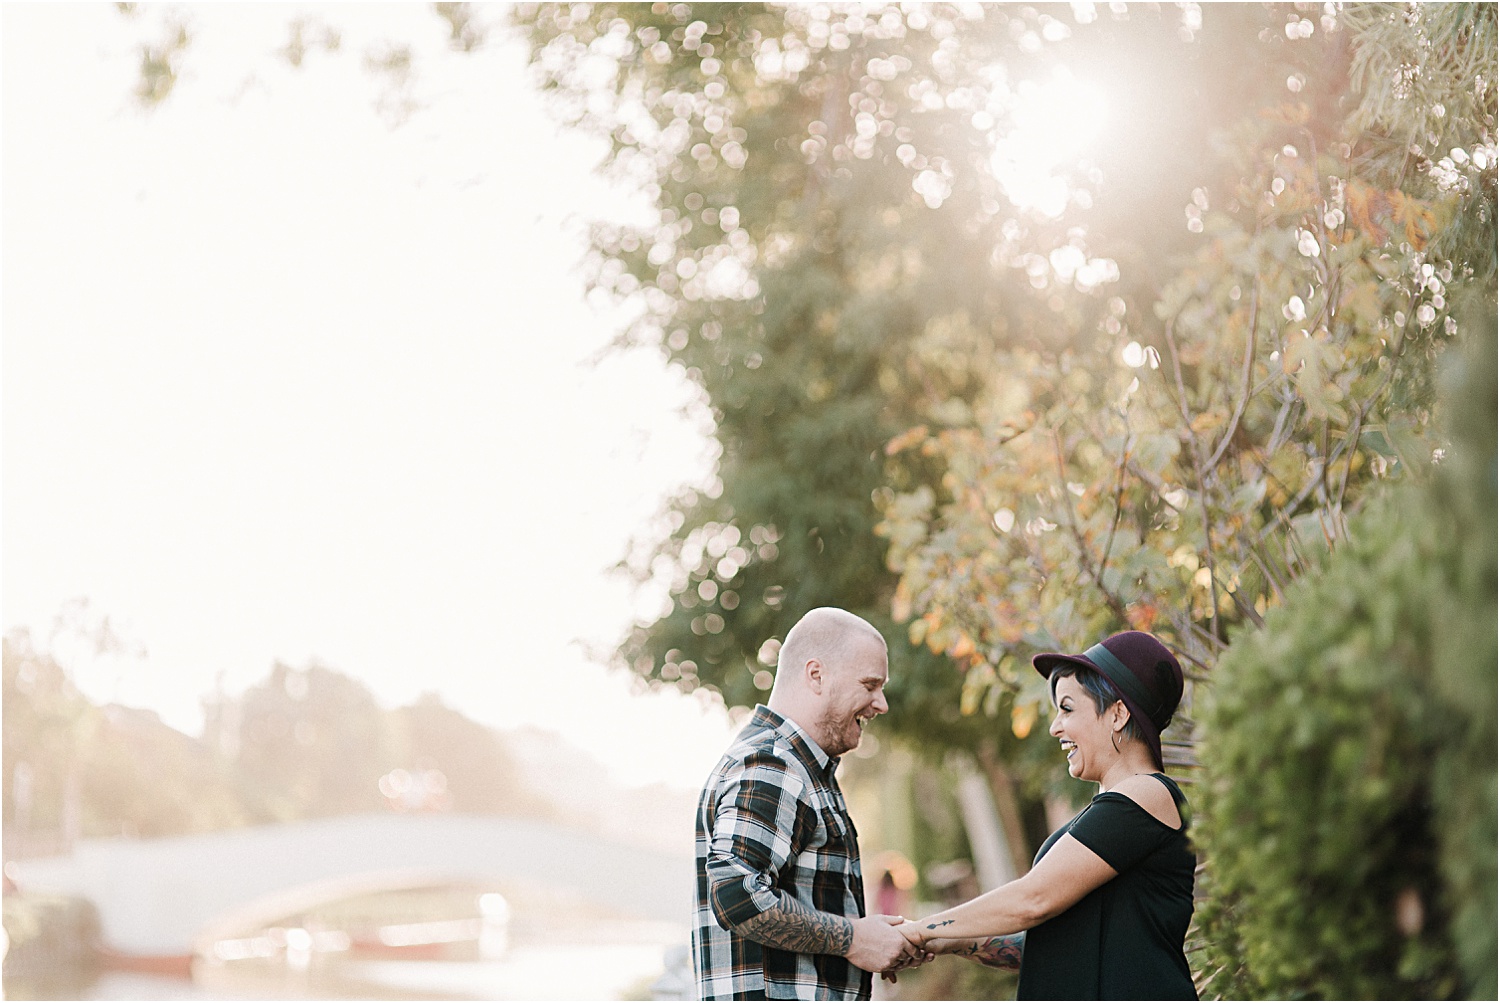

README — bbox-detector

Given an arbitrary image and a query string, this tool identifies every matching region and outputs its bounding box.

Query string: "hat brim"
[1032,651,1098,681]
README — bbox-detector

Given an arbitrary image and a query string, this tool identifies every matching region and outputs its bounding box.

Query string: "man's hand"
[894,919,929,949]
[846,914,923,974]
[876,917,937,983]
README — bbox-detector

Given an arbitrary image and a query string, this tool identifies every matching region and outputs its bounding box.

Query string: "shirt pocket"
[813,796,854,851]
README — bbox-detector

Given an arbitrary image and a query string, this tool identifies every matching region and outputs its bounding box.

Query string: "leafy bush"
[1,891,100,991]
[1193,301,1496,999]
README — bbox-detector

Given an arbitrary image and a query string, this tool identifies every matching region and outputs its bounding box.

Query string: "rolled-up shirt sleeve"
[705,750,807,931]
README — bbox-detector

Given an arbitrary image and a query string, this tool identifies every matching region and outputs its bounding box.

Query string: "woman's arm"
[900,834,1117,943]
[925,933,1026,971]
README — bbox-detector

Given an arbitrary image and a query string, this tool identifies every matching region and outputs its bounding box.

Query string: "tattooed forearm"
[735,896,854,956]
[960,933,1025,971]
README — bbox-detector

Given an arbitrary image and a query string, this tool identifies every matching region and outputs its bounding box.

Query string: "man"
[693,607,921,999]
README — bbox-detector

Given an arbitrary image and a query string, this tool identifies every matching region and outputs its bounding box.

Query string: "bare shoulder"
[1110,774,1182,830]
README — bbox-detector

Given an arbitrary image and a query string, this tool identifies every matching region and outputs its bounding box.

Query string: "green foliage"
[1193,295,1496,999]
[208,661,400,820]
[78,705,254,837]
[4,635,561,841]
[882,2,1495,747]
[515,1,1059,757]
[2,631,249,839]
[905,762,975,901]
[131,12,191,106]
[1342,2,1498,274]
[390,693,557,818]
[515,4,1494,773]
[0,891,100,996]
[1423,313,1499,1000]
[510,3,1307,758]
[2,633,92,836]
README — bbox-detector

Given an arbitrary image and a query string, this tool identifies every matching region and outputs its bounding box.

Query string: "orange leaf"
[1389,191,1437,250]
[1126,602,1158,631]
[1012,701,1038,739]
[885,425,929,456]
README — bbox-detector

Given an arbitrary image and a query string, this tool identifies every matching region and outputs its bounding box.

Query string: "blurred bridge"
[6,813,691,958]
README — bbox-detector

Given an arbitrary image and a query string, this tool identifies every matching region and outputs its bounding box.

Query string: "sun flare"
[989,66,1109,218]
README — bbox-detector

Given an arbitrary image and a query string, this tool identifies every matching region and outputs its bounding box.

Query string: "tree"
[391,692,557,818]
[517,1,1019,711]
[76,703,253,837]
[514,1,1493,831]
[878,2,1494,754]
[1191,291,1496,999]
[2,632,93,843]
[519,5,1205,722]
[207,661,400,820]
[3,630,252,842]
[109,4,1496,931]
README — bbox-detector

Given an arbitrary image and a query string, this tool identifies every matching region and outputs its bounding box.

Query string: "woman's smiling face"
[1048,673,1120,783]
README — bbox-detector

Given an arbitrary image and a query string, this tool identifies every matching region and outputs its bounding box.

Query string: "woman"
[898,630,1196,1000]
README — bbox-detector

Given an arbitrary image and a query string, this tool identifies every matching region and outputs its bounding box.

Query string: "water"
[15,943,671,1001]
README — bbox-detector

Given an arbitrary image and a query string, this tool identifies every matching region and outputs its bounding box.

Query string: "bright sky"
[2,4,743,790]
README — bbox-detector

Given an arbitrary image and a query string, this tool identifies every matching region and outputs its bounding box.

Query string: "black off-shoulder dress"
[1016,772,1197,1000]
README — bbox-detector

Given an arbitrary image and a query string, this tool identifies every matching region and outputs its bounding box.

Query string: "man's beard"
[815,706,859,757]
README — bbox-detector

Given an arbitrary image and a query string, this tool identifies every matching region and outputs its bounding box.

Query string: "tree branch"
[1164,319,1223,643]
[1205,283,1260,471]
[1097,411,1132,580]
[1162,318,1203,455]
[1052,428,1132,624]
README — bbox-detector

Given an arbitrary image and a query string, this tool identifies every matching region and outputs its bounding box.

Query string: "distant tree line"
[1,632,555,843]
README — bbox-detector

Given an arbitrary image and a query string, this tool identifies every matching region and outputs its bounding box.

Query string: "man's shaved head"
[775,607,886,686]
[769,608,890,756]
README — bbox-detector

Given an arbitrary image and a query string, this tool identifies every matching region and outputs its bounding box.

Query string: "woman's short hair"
[1049,663,1147,745]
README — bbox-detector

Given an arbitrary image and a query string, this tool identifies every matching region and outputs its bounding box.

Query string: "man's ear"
[805,658,824,695]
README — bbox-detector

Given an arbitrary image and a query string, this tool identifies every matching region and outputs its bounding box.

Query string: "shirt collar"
[752,704,838,777]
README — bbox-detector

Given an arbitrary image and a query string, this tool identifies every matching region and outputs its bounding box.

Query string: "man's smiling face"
[814,636,889,757]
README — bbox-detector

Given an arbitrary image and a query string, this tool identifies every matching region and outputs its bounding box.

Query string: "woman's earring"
[1111,731,1121,754]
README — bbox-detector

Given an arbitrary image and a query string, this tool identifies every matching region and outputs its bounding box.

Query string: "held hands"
[916,936,969,956]
[894,919,928,950]
[846,915,933,983]
[892,920,967,954]
[870,916,936,984]
[876,918,978,982]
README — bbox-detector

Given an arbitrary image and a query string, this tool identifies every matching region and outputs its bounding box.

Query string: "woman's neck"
[1097,751,1159,792]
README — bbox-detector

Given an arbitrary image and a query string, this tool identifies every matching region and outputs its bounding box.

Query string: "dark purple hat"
[1032,631,1184,770]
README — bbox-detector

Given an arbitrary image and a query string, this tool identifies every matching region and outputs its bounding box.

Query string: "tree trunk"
[950,753,1014,891]
[976,744,1035,879]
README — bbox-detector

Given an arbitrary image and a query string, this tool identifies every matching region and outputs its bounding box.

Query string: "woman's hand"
[921,937,971,956]
[877,919,935,983]
[894,919,928,949]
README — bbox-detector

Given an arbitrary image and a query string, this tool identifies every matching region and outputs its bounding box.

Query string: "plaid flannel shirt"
[693,705,869,1000]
